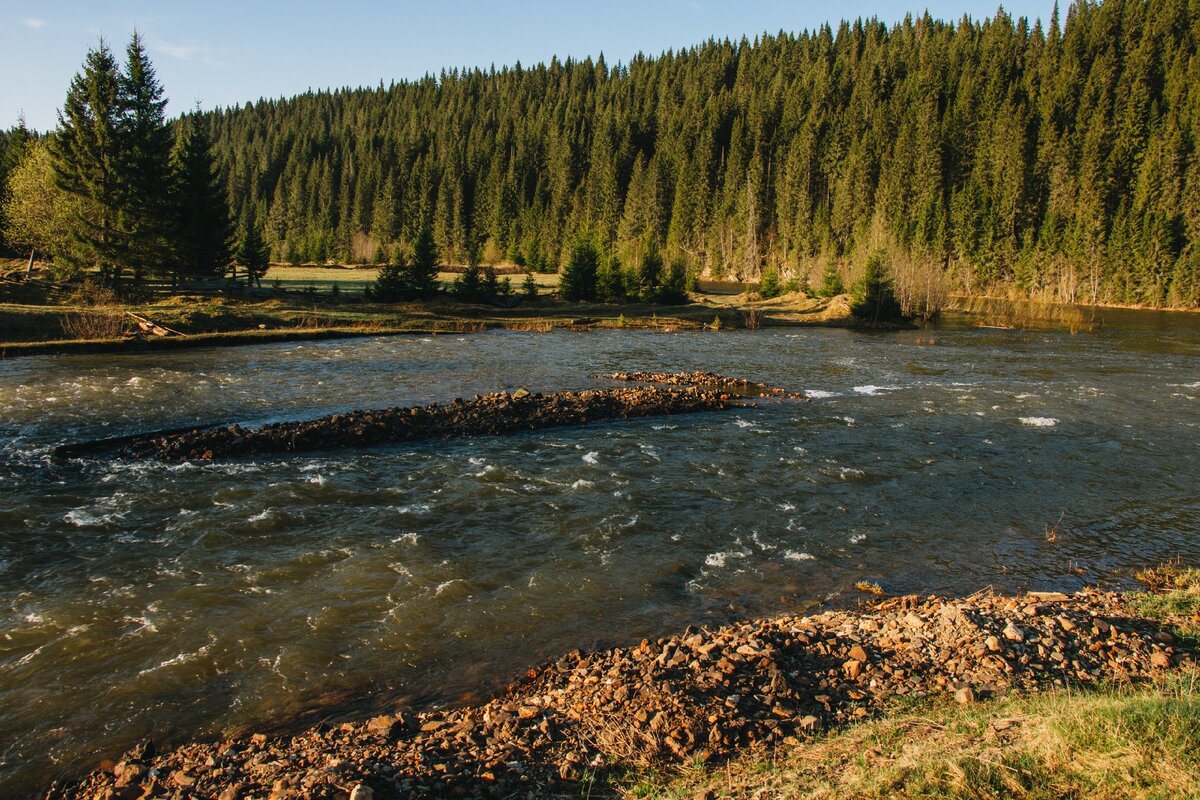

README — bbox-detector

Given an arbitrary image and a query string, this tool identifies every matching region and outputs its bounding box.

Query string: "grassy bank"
[616,676,1199,800]
[0,278,859,358]
[610,562,1200,800]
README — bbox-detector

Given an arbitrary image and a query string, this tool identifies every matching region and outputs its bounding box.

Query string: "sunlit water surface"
[1,315,1198,794]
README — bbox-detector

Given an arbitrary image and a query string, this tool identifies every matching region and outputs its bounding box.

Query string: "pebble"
[58,587,1194,800]
[96,372,804,461]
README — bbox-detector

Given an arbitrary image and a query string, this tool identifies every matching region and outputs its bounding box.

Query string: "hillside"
[198,0,1200,308]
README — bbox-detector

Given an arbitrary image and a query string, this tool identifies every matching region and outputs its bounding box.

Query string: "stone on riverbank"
[48,587,1195,800]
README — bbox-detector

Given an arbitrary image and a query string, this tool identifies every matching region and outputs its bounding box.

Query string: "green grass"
[1133,564,1200,644]
[613,676,1200,799]
[261,265,561,295]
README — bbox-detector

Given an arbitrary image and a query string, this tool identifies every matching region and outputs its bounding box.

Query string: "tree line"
[3,1,1200,308]
[0,34,257,287]
[193,0,1200,308]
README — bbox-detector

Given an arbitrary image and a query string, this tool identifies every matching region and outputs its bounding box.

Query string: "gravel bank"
[55,372,803,462]
[45,587,1192,800]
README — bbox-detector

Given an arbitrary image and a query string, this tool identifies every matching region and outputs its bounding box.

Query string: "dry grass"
[614,675,1200,799]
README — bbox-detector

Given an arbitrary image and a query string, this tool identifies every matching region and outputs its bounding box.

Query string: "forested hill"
[203,0,1200,307]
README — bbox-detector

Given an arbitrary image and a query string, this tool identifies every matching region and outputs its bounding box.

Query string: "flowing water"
[1,314,1199,795]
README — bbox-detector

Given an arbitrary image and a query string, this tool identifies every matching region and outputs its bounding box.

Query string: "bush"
[368,263,414,302]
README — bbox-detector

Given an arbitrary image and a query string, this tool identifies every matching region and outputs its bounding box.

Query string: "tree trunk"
[26,248,35,275]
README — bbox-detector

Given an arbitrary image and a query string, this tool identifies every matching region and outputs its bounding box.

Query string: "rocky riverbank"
[55,372,800,462]
[46,586,1193,800]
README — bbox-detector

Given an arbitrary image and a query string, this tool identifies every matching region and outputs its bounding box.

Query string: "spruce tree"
[637,238,664,301]
[236,222,270,287]
[52,39,127,280]
[851,253,904,323]
[560,236,600,302]
[759,267,782,299]
[119,32,174,278]
[817,262,844,297]
[453,264,482,301]
[408,224,440,296]
[172,118,232,280]
[522,271,539,300]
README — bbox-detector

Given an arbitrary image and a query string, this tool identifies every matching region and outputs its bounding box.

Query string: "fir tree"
[522,271,539,300]
[759,267,782,299]
[851,252,904,323]
[408,224,440,296]
[236,222,270,287]
[560,236,601,302]
[172,118,231,280]
[52,39,127,280]
[453,264,483,301]
[119,32,174,277]
[817,262,844,297]
[637,238,664,301]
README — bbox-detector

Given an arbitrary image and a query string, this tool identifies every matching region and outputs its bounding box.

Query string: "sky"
[2,0,1056,132]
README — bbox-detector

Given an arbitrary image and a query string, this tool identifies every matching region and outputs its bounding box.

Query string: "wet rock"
[87,372,806,462]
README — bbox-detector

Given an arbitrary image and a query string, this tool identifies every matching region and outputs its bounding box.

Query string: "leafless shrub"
[890,250,949,320]
[60,310,128,340]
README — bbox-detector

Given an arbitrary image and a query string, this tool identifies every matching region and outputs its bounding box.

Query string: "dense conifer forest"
[4,0,1200,308]
[183,0,1197,307]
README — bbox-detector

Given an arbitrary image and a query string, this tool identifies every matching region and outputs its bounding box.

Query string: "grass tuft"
[1133,563,1200,644]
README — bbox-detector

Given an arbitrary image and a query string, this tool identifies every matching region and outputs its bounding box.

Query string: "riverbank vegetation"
[615,675,1200,799]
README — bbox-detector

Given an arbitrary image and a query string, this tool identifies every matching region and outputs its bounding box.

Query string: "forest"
[4,0,1200,309]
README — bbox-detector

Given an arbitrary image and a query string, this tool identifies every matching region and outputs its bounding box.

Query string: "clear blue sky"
[3,1,1055,132]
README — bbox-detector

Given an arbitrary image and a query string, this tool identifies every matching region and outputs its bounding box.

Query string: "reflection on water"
[1,316,1199,795]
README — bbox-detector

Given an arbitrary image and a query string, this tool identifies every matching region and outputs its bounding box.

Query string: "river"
[1,312,1198,795]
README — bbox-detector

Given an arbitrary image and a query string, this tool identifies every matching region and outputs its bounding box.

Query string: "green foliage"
[817,261,844,297]
[52,39,127,278]
[33,5,1197,308]
[235,223,270,287]
[119,32,175,276]
[851,252,904,323]
[597,257,627,303]
[560,236,601,302]
[407,224,440,297]
[522,271,538,300]
[49,33,224,285]
[2,140,82,275]
[0,121,32,256]
[367,262,415,303]
[659,261,690,304]
[452,264,483,301]
[637,238,664,301]
[172,117,231,279]
[758,267,782,299]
